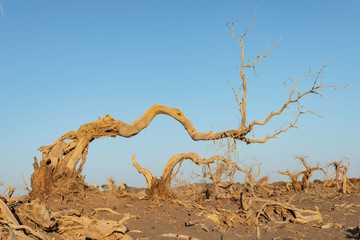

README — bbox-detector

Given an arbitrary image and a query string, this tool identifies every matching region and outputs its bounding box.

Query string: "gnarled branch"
[132,153,232,198]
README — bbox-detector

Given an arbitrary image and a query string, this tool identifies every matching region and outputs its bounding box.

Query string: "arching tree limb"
[31,107,251,198]
[119,104,251,140]
[30,17,342,199]
[132,153,231,198]
[132,155,154,190]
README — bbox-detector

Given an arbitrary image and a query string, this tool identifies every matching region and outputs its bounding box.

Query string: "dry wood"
[31,22,340,200]
[12,198,133,240]
[3,222,50,240]
[322,159,353,193]
[0,198,40,240]
[21,199,55,231]
[226,18,341,145]
[56,215,130,240]
[160,233,201,240]
[30,105,253,198]
[278,156,322,192]
[132,153,231,198]
[297,156,321,190]
[253,197,322,224]
[277,170,302,192]
[238,163,262,195]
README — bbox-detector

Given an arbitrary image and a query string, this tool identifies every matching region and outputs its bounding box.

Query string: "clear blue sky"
[0,1,359,190]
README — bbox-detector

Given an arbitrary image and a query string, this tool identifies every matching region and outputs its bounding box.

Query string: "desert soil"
[1,180,359,240]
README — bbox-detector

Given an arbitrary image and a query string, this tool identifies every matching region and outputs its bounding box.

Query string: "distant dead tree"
[238,163,262,195]
[297,156,321,190]
[277,169,303,192]
[322,158,352,193]
[199,153,240,198]
[278,156,321,192]
[30,16,341,199]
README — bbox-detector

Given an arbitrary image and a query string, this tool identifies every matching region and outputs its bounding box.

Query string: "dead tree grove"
[30,17,340,199]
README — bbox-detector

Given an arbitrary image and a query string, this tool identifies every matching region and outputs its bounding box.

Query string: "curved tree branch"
[132,155,155,189]
[132,152,233,197]
[31,105,252,198]
[118,104,251,140]
[37,105,251,174]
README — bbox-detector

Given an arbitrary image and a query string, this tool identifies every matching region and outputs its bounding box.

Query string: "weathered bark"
[132,153,230,198]
[30,106,251,199]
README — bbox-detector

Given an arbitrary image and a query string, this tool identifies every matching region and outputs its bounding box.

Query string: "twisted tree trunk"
[30,20,337,199]
[30,105,250,199]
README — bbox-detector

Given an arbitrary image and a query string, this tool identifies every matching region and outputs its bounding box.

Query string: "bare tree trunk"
[30,107,247,199]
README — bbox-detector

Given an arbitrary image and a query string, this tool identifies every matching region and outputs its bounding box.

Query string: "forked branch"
[245,65,342,144]
[227,17,342,144]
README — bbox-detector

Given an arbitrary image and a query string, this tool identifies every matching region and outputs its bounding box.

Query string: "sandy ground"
[1,180,359,240]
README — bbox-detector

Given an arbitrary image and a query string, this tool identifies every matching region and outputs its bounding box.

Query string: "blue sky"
[0,1,359,190]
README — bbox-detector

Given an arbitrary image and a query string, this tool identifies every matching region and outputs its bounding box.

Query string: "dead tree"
[200,158,238,198]
[340,164,350,194]
[320,163,332,187]
[238,163,262,195]
[329,159,343,187]
[324,158,352,193]
[30,108,252,199]
[297,156,321,190]
[278,156,321,192]
[132,153,233,198]
[277,170,303,192]
[30,17,340,199]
